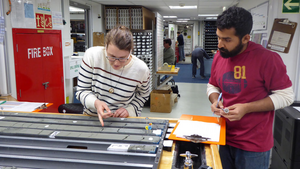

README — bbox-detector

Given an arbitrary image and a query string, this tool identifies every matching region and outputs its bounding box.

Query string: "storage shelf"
[203,21,218,57]
[132,30,154,90]
[105,6,155,30]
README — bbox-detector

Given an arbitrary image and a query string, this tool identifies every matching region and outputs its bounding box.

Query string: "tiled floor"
[141,82,213,119]
[177,55,192,64]
[141,55,212,119]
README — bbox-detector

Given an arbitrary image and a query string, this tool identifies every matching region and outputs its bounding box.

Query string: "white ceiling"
[89,0,240,23]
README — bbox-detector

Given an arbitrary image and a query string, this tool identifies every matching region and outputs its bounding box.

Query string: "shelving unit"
[70,20,86,52]
[132,30,153,90]
[105,6,155,30]
[203,21,218,57]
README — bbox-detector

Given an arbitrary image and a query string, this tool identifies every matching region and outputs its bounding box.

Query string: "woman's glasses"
[106,53,131,62]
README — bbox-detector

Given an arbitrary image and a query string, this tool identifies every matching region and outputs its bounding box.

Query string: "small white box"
[64,58,82,79]
[63,39,74,56]
[107,144,130,152]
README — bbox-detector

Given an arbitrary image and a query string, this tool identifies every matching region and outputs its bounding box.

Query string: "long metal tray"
[0,111,169,169]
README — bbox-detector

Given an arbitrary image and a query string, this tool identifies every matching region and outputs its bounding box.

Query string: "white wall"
[0,0,7,95]
[269,0,300,100]
[239,0,300,100]
[62,0,71,40]
[192,21,199,49]
[70,13,84,20]
[0,45,7,95]
[238,0,269,9]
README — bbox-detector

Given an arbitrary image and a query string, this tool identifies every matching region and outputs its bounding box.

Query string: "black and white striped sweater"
[76,46,150,117]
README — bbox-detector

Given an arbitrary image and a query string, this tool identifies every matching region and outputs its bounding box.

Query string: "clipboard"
[0,101,52,112]
[33,103,53,112]
[168,114,226,145]
[267,18,298,53]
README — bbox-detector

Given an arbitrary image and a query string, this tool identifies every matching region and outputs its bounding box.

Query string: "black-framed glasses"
[106,53,131,62]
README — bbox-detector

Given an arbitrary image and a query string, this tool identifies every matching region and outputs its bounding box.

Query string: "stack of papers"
[0,101,46,112]
[173,120,221,142]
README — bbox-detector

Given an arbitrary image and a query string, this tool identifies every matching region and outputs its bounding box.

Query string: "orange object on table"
[168,114,226,145]
[33,103,53,112]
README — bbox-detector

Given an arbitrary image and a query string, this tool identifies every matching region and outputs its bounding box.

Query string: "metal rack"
[105,6,155,31]
[132,30,154,90]
[0,112,169,169]
[203,21,218,57]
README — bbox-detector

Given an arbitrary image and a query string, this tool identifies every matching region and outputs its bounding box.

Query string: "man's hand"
[211,100,224,116]
[220,103,249,121]
[94,100,113,126]
[113,107,129,118]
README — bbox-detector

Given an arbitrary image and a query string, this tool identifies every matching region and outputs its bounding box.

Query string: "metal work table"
[0,111,222,169]
[154,67,180,89]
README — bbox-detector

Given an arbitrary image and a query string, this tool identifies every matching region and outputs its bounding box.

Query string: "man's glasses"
[106,53,131,62]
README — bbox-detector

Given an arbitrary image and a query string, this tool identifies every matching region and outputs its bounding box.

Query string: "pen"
[0,101,6,105]
[215,93,229,114]
[216,93,222,108]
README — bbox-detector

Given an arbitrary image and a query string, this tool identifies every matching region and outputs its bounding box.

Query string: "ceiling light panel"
[206,17,218,20]
[198,14,219,16]
[69,6,84,12]
[169,6,197,9]
[163,16,177,18]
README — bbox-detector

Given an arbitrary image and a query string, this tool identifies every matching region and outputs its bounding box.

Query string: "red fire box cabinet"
[12,28,65,112]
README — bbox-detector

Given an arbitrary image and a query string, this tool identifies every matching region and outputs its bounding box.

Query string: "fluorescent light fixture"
[69,6,84,12]
[177,18,190,20]
[169,6,197,9]
[198,14,218,17]
[206,17,217,20]
[163,16,177,18]
[176,21,188,22]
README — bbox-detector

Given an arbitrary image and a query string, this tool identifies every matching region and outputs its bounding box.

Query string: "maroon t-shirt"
[209,41,292,152]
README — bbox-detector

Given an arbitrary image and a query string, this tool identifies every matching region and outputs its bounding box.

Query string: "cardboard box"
[93,32,105,46]
[150,89,173,113]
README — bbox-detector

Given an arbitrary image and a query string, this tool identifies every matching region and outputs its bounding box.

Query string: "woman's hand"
[94,100,113,126]
[113,107,129,118]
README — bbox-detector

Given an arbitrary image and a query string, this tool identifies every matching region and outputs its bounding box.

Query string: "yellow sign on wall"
[187,35,191,39]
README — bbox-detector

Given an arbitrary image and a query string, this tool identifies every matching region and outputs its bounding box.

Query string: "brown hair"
[105,25,133,52]
[164,38,172,46]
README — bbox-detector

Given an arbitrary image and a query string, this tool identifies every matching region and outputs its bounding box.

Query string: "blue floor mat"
[172,63,209,83]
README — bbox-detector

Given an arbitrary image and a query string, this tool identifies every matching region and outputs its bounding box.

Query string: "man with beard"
[207,6,294,169]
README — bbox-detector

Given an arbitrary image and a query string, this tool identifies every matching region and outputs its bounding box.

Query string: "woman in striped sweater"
[76,25,150,126]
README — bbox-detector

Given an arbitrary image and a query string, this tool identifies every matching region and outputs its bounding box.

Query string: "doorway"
[69,1,91,53]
